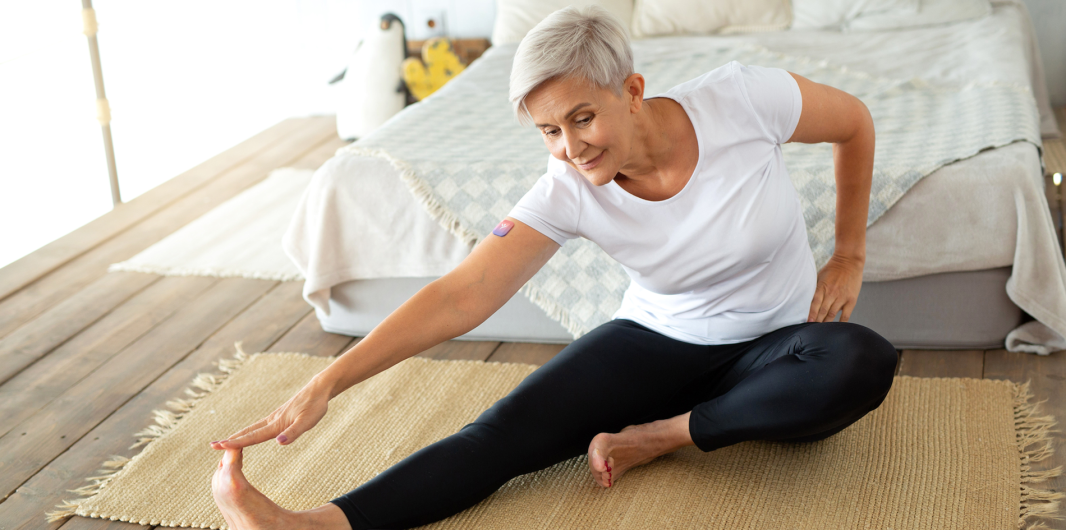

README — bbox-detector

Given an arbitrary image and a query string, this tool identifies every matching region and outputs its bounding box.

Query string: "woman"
[208,6,896,530]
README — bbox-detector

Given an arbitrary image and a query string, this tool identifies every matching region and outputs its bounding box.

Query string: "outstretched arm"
[787,72,875,323]
[212,218,560,449]
[315,218,558,398]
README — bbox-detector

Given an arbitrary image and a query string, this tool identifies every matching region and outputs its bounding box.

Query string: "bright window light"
[0,0,357,269]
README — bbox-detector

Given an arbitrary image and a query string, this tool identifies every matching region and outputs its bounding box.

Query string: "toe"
[223,448,243,469]
[591,447,606,473]
[216,449,250,495]
[589,434,611,472]
[595,451,615,487]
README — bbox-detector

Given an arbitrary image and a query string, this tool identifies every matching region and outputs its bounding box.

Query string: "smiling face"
[524,74,644,186]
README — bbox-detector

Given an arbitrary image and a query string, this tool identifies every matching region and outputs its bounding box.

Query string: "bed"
[283,0,1066,351]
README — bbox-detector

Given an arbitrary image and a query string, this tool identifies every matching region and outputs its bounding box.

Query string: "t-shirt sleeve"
[738,63,803,145]
[506,168,581,246]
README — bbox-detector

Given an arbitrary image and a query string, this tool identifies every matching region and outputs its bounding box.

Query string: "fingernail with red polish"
[277,434,288,443]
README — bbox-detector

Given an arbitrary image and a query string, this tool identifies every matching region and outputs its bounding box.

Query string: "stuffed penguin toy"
[334,14,407,140]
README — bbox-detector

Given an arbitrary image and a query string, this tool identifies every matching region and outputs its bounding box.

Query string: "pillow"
[846,0,992,31]
[491,0,634,45]
[792,0,919,30]
[631,0,792,38]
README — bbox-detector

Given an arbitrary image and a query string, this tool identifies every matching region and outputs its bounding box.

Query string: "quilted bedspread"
[341,40,1042,338]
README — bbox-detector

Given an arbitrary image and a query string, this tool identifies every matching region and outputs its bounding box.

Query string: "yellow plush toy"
[402,38,466,101]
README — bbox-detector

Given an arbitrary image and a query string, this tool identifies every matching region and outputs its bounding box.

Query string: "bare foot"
[587,413,693,488]
[212,448,351,530]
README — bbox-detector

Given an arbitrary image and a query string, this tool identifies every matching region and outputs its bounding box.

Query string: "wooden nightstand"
[406,38,492,66]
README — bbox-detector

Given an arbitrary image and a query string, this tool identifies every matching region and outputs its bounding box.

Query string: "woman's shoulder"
[508,154,585,244]
[668,61,796,103]
[660,61,798,140]
[659,61,743,101]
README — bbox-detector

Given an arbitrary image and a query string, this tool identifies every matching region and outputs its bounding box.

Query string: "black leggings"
[331,319,899,529]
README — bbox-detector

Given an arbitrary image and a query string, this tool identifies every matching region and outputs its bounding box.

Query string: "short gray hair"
[509,5,634,127]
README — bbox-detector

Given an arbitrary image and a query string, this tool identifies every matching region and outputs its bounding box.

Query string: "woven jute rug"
[50,348,1063,529]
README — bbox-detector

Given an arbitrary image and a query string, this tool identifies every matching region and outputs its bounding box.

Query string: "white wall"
[0,0,497,269]
[0,0,363,268]
[0,3,113,270]
[358,0,496,41]
[1020,0,1066,108]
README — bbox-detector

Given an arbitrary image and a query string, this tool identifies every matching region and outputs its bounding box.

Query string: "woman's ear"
[623,73,645,114]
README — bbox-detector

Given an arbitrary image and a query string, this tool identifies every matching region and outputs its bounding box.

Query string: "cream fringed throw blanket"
[51,350,1061,529]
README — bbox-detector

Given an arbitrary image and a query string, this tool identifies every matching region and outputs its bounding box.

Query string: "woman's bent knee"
[836,323,897,396]
[804,322,897,400]
[841,322,896,366]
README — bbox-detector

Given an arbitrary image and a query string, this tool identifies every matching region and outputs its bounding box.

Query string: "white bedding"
[284,0,1066,346]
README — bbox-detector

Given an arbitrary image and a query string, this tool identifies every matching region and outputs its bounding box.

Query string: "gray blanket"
[342,41,1042,338]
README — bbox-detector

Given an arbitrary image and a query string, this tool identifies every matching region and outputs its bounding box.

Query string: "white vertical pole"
[82,0,121,206]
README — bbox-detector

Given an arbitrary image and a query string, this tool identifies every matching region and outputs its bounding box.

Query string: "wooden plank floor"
[0,116,1062,530]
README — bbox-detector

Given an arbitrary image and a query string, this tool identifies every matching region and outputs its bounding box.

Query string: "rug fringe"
[131,348,248,448]
[1012,379,1064,529]
[45,343,253,524]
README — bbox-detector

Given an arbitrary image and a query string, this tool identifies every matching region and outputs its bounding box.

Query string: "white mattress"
[285,0,1066,347]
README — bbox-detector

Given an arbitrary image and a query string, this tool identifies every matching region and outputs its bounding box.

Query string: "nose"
[562,131,585,161]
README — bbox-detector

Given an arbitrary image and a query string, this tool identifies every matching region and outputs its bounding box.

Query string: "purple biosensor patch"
[493,220,514,237]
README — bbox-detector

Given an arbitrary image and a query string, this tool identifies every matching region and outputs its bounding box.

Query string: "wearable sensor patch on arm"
[492,219,514,237]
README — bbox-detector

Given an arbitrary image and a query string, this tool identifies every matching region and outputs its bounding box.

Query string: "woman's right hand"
[209,376,332,450]
[206,217,559,452]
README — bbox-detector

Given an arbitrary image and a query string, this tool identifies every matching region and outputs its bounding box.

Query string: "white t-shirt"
[507,61,817,345]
